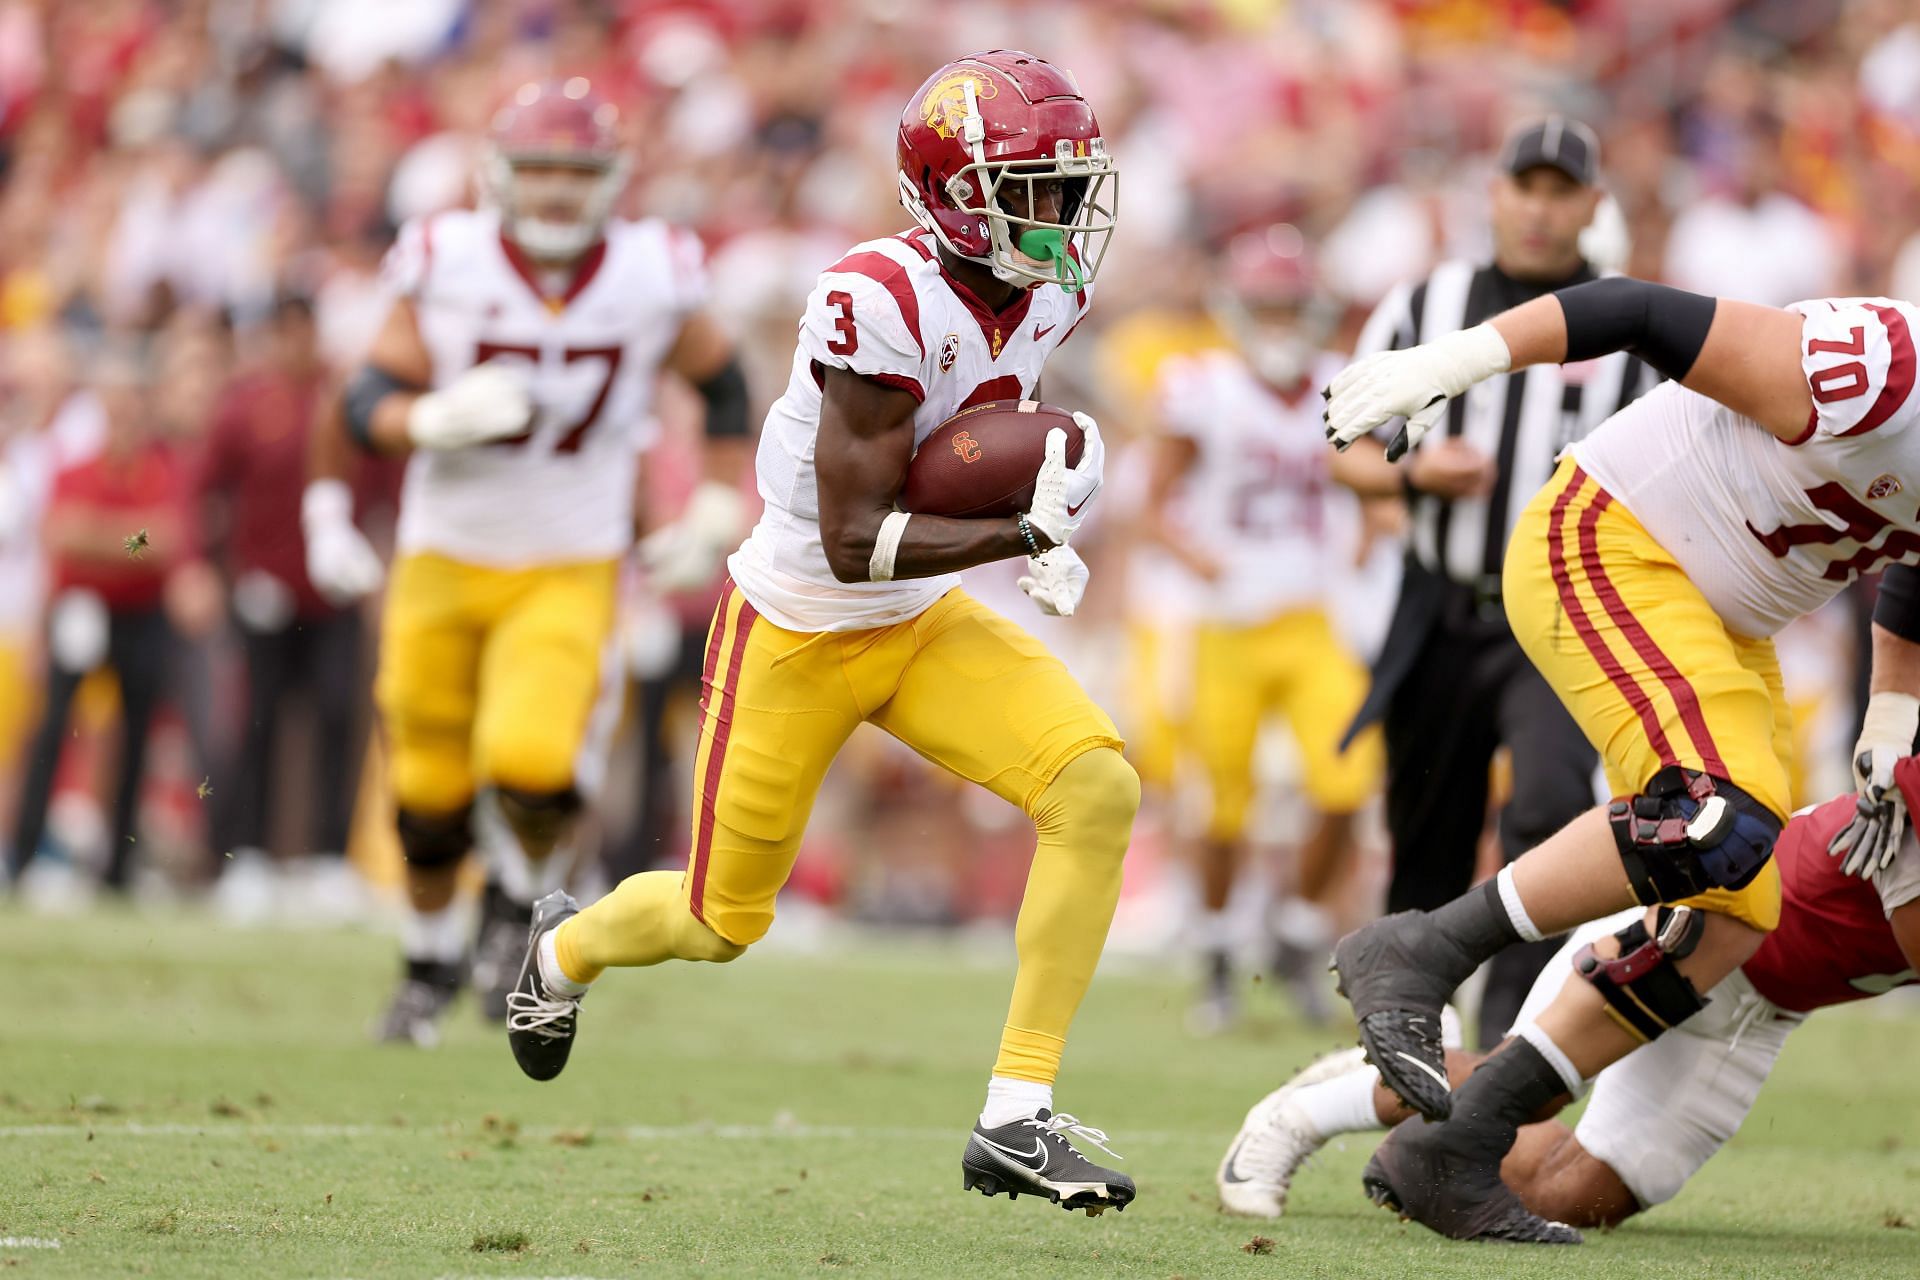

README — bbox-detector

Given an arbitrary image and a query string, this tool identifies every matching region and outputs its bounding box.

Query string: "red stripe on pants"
[689,586,759,925]
[1576,480,1729,778]
[1547,467,1678,765]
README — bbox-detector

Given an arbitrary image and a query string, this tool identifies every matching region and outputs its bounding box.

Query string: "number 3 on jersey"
[474,341,624,454]
[826,290,859,356]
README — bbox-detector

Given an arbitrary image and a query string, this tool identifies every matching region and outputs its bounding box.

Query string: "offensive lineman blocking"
[1323,274,1920,1239]
[502,52,1142,1213]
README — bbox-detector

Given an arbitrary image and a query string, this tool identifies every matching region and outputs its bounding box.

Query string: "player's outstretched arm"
[1326,279,1811,455]
[814,365,1045,583]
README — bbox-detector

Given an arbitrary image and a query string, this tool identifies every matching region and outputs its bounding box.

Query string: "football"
[898,399,1086,519]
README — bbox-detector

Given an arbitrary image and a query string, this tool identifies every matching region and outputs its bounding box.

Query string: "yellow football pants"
[558,582,1139,1085]
[1191,608,1382,840]
[1505,458,1784,931]
[375,553,617,814]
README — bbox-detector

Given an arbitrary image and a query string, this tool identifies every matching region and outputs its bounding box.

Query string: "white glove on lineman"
[1025,411,1105,546]
[301,479,384,604]
[1323,324,1512,460]
[406,362,535,450]
[1829,691,1920,878]
[1018,545,1090,617]
[639,480,748,592]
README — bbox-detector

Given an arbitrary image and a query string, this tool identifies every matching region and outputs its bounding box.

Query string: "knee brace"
[1575,905,1709,1042]
[1608,767,1780,904]
[495,785,582,847]
[395,804,472,870]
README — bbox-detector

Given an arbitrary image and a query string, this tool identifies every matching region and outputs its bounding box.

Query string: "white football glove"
[1025,411,1105,547]
[1018,544,1090,617]
[1829,691,1920,878]
[639,480,748,592]
[406,362,535,450]
[1323,323,1511,460]
[301,480,383,604]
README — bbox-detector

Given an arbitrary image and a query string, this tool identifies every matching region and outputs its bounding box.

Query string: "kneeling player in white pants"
[1217,774,1920,1224]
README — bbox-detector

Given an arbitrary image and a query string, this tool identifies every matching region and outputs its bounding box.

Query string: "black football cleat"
[1331,912,1471,1121]
[1360,1116,1581,1245]
[472,881,535,1023]
[962,1109,1135,1216]
[374,960,462,1048]
[504,890,583,1082]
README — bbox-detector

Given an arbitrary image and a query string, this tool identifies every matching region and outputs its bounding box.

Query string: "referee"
[1332,117,1656,1047]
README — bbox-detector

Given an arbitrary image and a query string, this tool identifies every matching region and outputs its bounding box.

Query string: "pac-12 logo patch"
[939,332,960,373]
[1869,473,1903,500]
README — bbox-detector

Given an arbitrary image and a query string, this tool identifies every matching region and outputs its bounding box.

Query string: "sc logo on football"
[951,430,982,463]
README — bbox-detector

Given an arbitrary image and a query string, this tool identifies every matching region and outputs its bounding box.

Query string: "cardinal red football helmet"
[896,51,1117,293]
[1213,225,1337,388]
[483,78,628,261]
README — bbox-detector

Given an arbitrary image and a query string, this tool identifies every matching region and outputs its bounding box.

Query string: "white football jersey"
[384,208,706,567]
[1575,297,1920,638]
[1155,349,1346,623]
[730,228,1093,633]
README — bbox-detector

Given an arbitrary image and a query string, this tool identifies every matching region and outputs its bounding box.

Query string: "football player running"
[305,79,753,1045]
[1216,767,1920,1232]
[1143,228,1381,1031]
[500,52,1141,1215]
[1322,268,1920,1238]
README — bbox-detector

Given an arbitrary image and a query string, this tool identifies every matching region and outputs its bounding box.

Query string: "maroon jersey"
[1742,793,1919,1013]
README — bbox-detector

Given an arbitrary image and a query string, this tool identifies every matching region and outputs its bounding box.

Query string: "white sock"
[537,929,590,997]
[1516,1021,1587,1096]
[980,1076,1053,1128]
[479,793,540,906]
[1272,897,1333,949]
[1290,1064,1387,1140]
[400,901,468,965]
[1495,864,1545,943]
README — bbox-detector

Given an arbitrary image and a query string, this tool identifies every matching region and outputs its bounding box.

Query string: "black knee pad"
[395,805,472,870]
[495,786,582,843]
[1574,905,1709,1042]
[1608,767,1781,905]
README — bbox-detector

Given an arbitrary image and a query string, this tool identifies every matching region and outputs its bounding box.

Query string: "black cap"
[1500,116,1599,186]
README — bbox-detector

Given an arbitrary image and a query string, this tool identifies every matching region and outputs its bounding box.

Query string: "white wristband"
[868,511,911,582]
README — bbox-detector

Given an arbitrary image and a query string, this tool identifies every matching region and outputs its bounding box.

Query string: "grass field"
[4,905,1919,1278]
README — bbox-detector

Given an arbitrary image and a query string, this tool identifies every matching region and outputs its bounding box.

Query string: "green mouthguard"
[1017,227,1085,294]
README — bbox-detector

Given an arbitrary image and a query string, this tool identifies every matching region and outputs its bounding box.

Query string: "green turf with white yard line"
[3,904,1917,1277]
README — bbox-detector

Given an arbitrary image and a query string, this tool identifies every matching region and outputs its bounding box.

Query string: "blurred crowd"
[0,0,1911,935]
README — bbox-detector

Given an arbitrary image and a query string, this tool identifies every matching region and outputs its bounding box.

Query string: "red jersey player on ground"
[1217,762,1920,1226]
[501,52,1143,1215]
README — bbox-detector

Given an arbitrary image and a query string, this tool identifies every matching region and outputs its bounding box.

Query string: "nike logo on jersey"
[980,1135,1049,1171]
[1034,323,1056,341]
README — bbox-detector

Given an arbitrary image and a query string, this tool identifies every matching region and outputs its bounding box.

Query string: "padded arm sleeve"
[1557,277,1718,382]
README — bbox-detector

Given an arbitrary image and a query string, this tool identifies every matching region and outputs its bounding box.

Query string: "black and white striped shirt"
[1356,259,1657,590]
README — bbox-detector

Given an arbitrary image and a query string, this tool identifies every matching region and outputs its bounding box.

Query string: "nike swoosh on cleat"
[980,1136,1049,1172]
[1394,1051,1451,1092]
[1219,1136,1251,1183]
